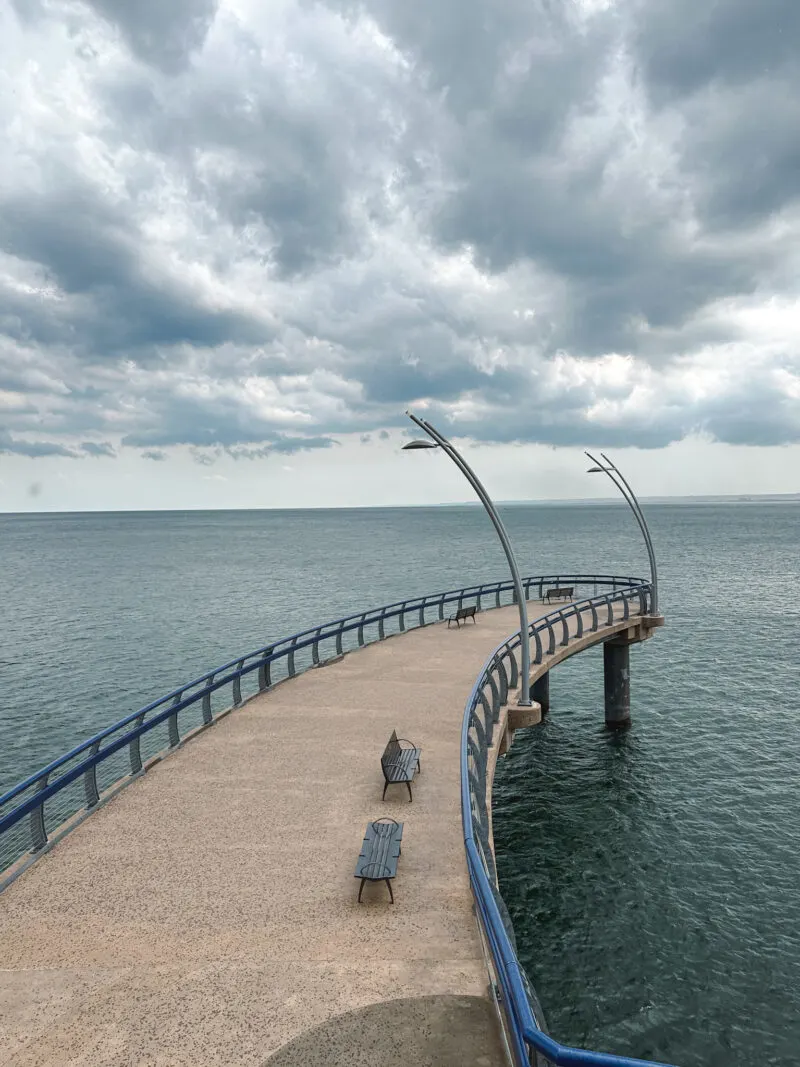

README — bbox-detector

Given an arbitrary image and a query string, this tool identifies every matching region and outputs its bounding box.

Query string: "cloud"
[0,0,798,464]
[80,440,116,457]
[0,431,78,458]
[11,0,219,74]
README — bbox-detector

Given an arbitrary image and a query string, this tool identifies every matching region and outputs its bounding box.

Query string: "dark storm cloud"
[632,0,800,100]
[0,183,268,356]
[12,0,218,73]
[1,0,799,461]
[86,0,218,73]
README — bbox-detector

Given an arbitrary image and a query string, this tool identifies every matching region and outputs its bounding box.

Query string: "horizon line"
[2,491,799,516]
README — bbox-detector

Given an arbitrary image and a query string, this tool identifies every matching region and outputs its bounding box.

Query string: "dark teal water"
[492,501,800,1067]
[1,502,798,1065]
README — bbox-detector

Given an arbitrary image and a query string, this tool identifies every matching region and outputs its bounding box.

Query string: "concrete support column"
[530,673,550,716]
[603,640,630,728]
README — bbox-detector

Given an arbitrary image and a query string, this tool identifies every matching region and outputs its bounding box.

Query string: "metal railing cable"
[460,582,676,1067]
[1,573,645,881]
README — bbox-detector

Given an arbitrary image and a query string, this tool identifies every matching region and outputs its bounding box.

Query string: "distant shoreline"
[1,494,799,516]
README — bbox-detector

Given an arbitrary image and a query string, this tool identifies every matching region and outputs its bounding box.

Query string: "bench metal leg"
[358,878,367,903]
[385,879,394,904]
[382,781,389,800]
[406,781,413,802]
[417,757,421,773]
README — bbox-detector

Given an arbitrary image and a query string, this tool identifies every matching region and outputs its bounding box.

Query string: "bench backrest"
[456,605,476,619]
[546,587,573,596]
[382,729,401,765]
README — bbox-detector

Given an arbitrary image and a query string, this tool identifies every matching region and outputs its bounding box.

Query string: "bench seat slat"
[355,820,403,881]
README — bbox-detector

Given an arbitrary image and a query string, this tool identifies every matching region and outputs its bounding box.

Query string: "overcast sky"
[1,0,799,510]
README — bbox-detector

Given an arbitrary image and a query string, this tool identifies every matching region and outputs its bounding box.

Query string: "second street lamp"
[402,411,533,706]
[585,450,659,616]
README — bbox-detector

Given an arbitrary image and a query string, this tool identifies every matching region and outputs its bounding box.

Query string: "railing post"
[547,619,556,655]
[495,658,509,705]
[506,646,519,690]
[607,599,614,625]
[202,681,213,725]
[378,614,385,640]
[487,674,501,721]
[418,598,426,626]
[479,691,494,735]
[233,661,244,706]
[476,586,483,612]
[258,651,270,691]
[288,637,298,674]
[357,614,366,647]
[336,624,344,656]
[533,628,543,665]
[399,603,406,632]
[560,611,569,647]
[30,774,49,852]
[168,694,181,747]
[591,603,599,631]
[575,606,584,639]
[129,713,145,774]
[84,741,100,808]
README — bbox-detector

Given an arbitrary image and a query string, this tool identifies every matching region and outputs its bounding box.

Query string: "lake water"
[1,502,798,1066]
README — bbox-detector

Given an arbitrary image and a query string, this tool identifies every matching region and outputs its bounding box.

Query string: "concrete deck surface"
[0,597,643,1066]
[2,602,542,1067]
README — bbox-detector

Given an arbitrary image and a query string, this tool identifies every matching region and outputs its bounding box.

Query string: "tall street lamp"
[585,451,659,616]
[403,411,533,707]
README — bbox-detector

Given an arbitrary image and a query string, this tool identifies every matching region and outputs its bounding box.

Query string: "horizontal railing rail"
[1,572,645,882]
[460,582,675,1067]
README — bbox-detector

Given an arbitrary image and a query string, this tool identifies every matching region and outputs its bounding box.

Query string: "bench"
[381,729,422,801]
[544,586,574,603]
[448,604,477,628]
[355,818,403,903]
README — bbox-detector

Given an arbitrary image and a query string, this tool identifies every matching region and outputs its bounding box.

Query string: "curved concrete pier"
[0,596,647,1066]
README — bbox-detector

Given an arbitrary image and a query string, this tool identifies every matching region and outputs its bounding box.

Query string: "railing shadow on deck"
[462,581,676,1067]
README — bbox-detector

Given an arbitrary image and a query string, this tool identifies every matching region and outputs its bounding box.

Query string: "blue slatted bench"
[381,730,422,801]
[355,818,403,903]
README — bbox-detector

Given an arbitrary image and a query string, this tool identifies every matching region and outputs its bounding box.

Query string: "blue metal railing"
[0,572,643,881]
[460,581,675,1067]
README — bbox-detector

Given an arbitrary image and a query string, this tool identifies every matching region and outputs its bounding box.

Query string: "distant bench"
[355,818,403,903]
[381,729,422,801]
[544,586,574,603]
[448,604,477,628]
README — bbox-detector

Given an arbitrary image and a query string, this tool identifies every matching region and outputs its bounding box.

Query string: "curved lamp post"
[403,411,532,706]
[585,451,659,616]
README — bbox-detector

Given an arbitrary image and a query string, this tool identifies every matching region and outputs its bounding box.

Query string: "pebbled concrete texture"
[0,597,644,1065]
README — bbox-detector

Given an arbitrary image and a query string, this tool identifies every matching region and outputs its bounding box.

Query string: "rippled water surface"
[493,501,800,1066]
[1,502,798,1065]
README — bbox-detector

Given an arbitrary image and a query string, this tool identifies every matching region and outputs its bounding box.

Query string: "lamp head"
[402,439,439,451]
[587,465,606,473]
